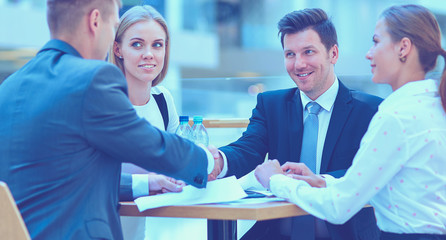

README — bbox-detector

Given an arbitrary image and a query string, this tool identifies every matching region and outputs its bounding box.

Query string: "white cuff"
[217,150,228,178]
[198,144,214,174]
[320,174,336,187]
[238,170,266,190]
[269,174,310,198]
[132,174,149,198]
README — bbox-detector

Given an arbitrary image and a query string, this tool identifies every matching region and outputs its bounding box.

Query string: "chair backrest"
[189,118,249,128]
[0,181,31,240]
[188,118,249,147]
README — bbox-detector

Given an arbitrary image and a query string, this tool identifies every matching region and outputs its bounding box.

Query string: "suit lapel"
[320,81,353,173]
[288,89,304,163]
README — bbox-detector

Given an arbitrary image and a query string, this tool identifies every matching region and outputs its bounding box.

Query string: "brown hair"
[47,0,121,36]
[381,4,446,111]
[278,8,338,52]
[110,5,170,87]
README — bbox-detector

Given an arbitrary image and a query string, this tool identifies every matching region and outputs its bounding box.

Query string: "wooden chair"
[188,118,250,147]
[188,118,249,128]
[0,181,31,240]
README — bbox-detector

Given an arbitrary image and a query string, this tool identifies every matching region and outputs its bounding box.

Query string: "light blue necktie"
[300,102,322,173]
[291,102,322,240]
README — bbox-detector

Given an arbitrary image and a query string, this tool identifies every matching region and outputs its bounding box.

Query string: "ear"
[88,9,101,35]
[113,41,121,58]
[329,44,339,64]
[398,37,412,58]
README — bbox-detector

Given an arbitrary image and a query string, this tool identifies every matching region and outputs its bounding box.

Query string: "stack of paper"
[135,176,247,211]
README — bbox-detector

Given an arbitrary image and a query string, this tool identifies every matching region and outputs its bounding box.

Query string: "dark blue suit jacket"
[0,40,208,240]
[220,82,382,239]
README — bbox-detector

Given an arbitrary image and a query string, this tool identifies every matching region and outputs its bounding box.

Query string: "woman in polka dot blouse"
[254,4,446,240]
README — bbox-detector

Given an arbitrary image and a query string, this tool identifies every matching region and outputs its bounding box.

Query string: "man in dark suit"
[210,8,382,240]
[0,1,216,239]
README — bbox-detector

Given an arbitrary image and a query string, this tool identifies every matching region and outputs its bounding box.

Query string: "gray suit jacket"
[0,39,207,240]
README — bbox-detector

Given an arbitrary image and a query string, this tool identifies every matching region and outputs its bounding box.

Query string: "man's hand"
[207,145,223,181]
[281,162,326,188]
[254,159,284,189]
[148,174,186,194]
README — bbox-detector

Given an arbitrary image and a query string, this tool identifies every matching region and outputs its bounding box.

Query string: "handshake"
[206,145,224,181]
[206,145,326,190]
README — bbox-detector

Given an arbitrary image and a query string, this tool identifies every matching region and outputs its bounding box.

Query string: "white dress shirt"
[270,79,446,234]
[131,86,179,198]
[130,86,214,197]
[133,86,180,134]
[300,78,338,174]
[122,86,213,240]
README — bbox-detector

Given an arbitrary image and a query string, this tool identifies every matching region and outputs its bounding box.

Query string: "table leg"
[207,219,237,240]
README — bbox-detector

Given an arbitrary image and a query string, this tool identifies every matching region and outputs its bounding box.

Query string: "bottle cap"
[179,116,189,122]
[193,115,203,123]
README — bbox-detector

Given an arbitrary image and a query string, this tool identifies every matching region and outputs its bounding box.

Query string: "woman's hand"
[281,162,326,188]
[148,174,186,194]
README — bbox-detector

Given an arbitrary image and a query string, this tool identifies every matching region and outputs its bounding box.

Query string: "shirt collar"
[39,39,82,58]
[300,76,339,113]
[379,79,439,110]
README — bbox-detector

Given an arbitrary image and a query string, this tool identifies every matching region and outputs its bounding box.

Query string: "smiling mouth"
[139,64,156,69]
[296,72,313,77]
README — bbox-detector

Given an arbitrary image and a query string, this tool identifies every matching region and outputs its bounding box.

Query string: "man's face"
[95,2,120,60]
[283,29,338,100]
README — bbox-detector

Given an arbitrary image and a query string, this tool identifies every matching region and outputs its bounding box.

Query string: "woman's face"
[366,19,401,89]
[114,20,166,85]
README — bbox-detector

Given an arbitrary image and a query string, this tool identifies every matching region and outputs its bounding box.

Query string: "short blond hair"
[47,0,121,36]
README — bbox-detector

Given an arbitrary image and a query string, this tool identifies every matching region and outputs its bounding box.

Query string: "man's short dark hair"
[46,0,120,36]
[278,8,338,51]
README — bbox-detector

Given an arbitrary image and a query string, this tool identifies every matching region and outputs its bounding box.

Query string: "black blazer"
[220,81,383,239]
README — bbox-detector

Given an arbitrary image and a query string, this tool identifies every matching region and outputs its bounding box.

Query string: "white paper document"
[223,197,286,205]
[134,176,247,211]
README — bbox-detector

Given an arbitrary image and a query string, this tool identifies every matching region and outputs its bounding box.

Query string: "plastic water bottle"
[175,116,192,141]
[191,116,209,146]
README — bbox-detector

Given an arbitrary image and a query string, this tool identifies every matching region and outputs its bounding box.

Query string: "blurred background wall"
[1,0,445,146]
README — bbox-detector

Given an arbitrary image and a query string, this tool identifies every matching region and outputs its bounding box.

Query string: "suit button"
[194,175,204,185]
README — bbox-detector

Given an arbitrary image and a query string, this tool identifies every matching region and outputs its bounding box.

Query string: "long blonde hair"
[109,5,170,86]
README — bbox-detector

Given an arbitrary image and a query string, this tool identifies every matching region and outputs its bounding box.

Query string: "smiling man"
[210,8,382,240]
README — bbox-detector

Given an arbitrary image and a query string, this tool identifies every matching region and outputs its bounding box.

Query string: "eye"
[304,49,314,55]
[131,42,142,48]
[153,42,163,48]
[285,52,295,58]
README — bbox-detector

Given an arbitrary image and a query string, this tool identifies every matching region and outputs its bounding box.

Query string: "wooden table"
[119,199,309,240]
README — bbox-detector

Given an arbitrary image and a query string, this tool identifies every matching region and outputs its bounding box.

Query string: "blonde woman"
[111,5,207,240]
